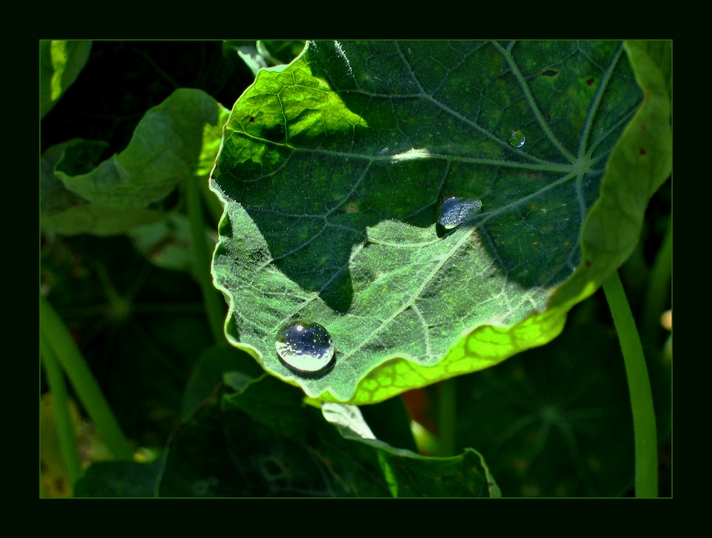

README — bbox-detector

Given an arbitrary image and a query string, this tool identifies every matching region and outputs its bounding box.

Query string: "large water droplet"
[275,321,334,372]
[509,129,526,148]
[438,197,482,230]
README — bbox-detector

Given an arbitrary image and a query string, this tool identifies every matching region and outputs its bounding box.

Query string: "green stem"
[40,295,134,461]
[40,333,83,487]
[602,271,658,497]
[438,378,457,457]
[186,175,225,343]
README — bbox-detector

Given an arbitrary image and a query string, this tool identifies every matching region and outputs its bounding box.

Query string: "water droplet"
[438,197,482,230]
[509,129,526,148]
[275,321,334,372]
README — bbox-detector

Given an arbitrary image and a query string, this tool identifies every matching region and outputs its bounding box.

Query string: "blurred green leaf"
[41,140,167,236]
[54,89,227,209]
[74,460,162,497]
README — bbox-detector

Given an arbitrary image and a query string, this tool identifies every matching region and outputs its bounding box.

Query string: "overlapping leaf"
[210,41,671,404]
[52,89,228,210]
[158,375,495,497]
[42,89,230,236]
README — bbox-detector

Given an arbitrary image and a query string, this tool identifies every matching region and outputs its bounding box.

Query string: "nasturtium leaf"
[41,141,166,236]
[73,460,162,497]
[210,41,671,404]
[40,40,92,119]
[160,374,494,497]
[54,89,228,209]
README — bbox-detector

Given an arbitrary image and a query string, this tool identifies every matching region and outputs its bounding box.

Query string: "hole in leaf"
[539,68,558,77]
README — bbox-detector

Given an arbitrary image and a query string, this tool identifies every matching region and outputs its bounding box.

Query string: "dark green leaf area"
[161,375,495,496]
[159,385,389,497]
[212,41,643,402]
[229,376,493,497]
[454,319,648,497]
[42,235,212,447]
[55,139,109,177]
[180,343,264,420]
[74,460,161,497]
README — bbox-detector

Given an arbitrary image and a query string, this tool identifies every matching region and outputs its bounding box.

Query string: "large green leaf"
[210,41,671,404]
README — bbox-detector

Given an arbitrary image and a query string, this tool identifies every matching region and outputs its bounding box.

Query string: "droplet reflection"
[275,321,334,372]
[438,197,483,230]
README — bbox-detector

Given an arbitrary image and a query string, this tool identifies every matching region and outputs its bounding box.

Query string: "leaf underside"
[211,40,654,404]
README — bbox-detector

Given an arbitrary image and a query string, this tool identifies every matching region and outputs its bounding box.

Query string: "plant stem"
[40,333,83,487]
[603,270,658,497]
[40,295,134,461]
[186,175,226,343]
[438,378,457,457]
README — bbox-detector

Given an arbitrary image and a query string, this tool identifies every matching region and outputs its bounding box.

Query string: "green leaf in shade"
[40,40,92,119]
[158,386,390,497]
[210,41,670,405]
[128,213,216,274]
[158,375,495,497]
[180,343,264,420]
[41,141,166,236]
[54,89,228,209]
[73,460,162,497]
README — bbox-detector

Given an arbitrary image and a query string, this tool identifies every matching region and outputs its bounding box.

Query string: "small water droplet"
[509,129,526,148]
[438,197,482,230]
[275,321,334,372]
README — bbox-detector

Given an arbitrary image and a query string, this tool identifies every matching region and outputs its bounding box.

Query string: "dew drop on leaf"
[275,321,334,372]
[509,129,526,148]
[438,197,483,230]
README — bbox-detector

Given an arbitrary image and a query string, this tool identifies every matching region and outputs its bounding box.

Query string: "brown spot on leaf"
[639,148,646,155]
[585,260,592,267]
[586,78,594,86]
[249,117,255,123]
[641,124,647,130]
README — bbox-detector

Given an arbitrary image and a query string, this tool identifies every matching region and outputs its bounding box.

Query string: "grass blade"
[40,294,134,461]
